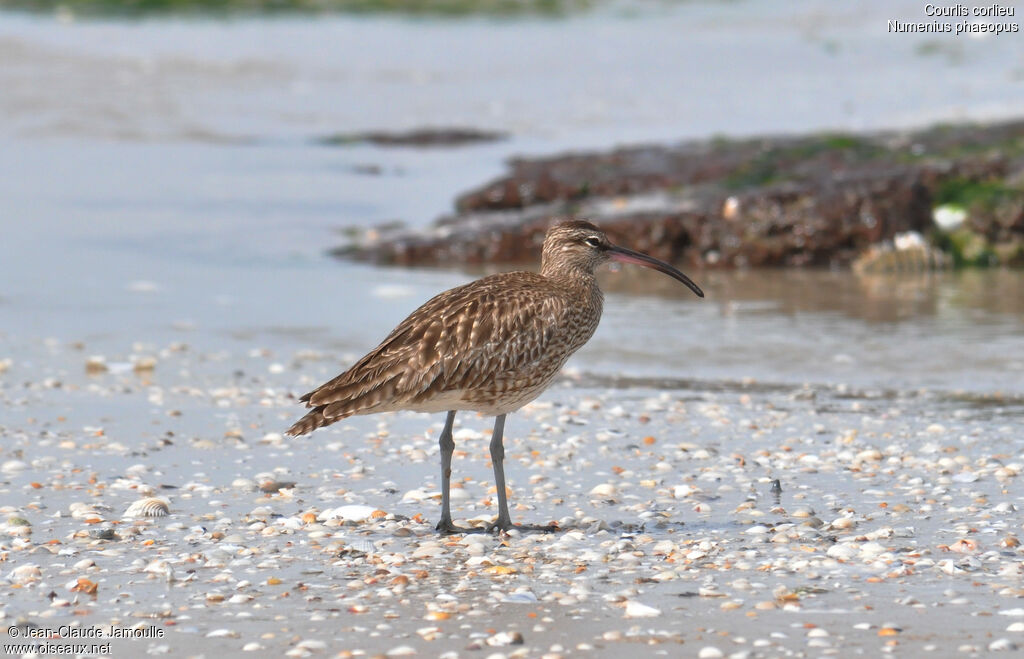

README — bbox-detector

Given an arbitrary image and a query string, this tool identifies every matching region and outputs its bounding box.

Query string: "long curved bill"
[608,245,705,298]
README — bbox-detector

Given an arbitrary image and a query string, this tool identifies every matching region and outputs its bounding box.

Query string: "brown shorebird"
[286,220,703,533]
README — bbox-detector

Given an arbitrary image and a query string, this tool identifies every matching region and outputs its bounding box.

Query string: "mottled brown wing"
[299,272,564,421]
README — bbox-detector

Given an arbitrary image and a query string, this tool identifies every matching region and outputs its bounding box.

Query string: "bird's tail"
[285,405,331,437]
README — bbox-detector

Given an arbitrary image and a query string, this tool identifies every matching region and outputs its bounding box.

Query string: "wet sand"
[2,321,1023,657]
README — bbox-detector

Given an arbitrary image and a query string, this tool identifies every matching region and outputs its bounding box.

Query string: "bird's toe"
[435,519,485,535]
[486,520,559,535]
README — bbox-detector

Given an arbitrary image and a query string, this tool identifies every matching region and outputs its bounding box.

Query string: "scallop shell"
[124,498,170,518]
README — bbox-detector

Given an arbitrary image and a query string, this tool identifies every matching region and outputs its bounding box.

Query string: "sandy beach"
[3,340,1023,657]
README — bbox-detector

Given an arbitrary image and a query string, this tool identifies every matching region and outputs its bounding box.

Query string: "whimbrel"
[286,220,704,533]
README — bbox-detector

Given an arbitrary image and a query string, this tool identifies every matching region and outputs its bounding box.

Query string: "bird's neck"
[540,263,604,309]
[541,258,591,285]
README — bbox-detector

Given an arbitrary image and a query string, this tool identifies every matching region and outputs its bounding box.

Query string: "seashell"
[416,627,441,641]
[424,611,451,621]
[205,629,239,638]
[827,543,858,560]
[124,498,170,518]
[859,541,888,558]
[318,505,377,523]
[486,631,524,646]
[2,460,28,474]
[258,480,296,494]
[855,449,883,463]
[69,502,105,520]
[948,538,979,554]
[10,564,42,583]
[232,478,257,491]
[624,600,662,618]
[830,517,856,530]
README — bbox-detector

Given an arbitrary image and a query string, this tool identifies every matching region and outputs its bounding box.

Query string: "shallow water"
[3,1,1024,398]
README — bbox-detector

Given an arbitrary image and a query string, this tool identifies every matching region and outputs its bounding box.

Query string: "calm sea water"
[1,1,1023,397]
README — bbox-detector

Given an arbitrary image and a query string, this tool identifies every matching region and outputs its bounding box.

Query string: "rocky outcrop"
[336,121,1024,268]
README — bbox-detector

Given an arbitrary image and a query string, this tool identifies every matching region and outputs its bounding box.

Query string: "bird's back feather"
[285,270,602,436]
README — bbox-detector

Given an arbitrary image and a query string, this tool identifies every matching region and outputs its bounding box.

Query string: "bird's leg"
[435,411,479,535]
[486,415,558,534]
[487,414,512,532]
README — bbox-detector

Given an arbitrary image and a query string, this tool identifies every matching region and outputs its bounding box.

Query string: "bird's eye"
[584,236,601,248]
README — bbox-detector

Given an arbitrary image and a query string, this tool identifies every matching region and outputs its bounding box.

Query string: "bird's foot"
[486,520,559,535]
[435,519,487,535]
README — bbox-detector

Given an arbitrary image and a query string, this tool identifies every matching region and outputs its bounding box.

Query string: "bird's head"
[541,220,704,298]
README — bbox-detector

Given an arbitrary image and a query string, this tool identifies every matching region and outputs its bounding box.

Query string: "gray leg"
[488,414,512,531]
[487,414,558,534]
[435,411,464,534]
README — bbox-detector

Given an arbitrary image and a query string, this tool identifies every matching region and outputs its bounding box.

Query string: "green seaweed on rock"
[935,177,1021,211]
